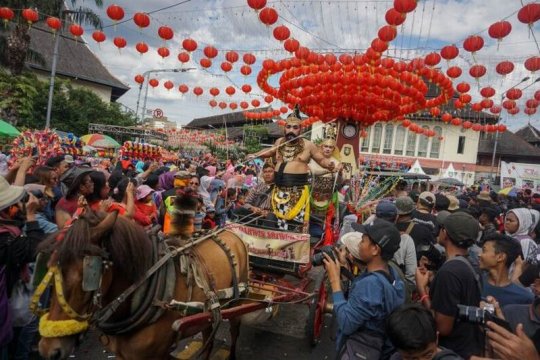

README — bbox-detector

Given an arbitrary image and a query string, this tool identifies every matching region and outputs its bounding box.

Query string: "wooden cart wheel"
[305,267,328,347]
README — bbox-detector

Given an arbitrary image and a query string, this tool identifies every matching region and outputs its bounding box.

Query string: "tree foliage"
[0,70,137,134]
[243,124,268,154]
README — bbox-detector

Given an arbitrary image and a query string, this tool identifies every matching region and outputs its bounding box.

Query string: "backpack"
[388,260,413,304]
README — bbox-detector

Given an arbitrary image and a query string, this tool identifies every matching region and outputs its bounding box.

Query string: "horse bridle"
[30,256,113,323]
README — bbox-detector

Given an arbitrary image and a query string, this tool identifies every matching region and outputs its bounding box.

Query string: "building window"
[406,130,417,156]
[457,136,466,154]
[383,124,394,154]
[361,126,371,152]
[430,126,442,158]
[417,126,430,157]
[371,124,382,153]
[394,126,405,155]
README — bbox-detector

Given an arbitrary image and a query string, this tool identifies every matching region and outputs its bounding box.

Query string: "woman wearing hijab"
[505,208,539,264]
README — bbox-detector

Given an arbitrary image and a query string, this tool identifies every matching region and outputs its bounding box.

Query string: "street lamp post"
[137,68,195,124]
[489,76,532,184]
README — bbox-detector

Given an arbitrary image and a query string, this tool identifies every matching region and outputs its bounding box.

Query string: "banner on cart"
[227,224,310,264]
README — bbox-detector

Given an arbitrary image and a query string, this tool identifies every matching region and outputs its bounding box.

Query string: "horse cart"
[170,222,332,348]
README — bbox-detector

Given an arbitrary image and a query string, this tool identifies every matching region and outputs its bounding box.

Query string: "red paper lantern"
[158,26,174,41]
[526,99,539,108]
[280,106,288,114]
[481,99,494,109]
[385,8,406,26]
[69,24,84,37]
[472,124,482,132]
[507,107,520,115]
[252,99,261,107]
[284,38,300,53]
[92,31,106,43]
[113,37,127,49]
[259,7,278,25]
[469,64,486,79]
[149,79,159,88]
[495,61,514,76]
[525,56,540,72]
[480,86,496,98]
[219,102,227,110]
[107,4,124,21]
[264,95,274,103]
[463,121,473,129]
[240,101,249,109]
[248,0,267,11]
[424,52,441,67]
[0,7,14,23]
[243,53,257,65]
[459,93,472,104]
[441,113,452,122]
[134,75,145,84]
[209,88,220,97]
[164,81,174,91]
[225,51,239,63]
[193,87,203,96]
[471,103,483,112]
[203,46,218,59]
[440,45,459,60]
[22,8,38,24]
[497,124,507,132]
[506,88,523,100]
[394,0,417,13]
[225,86,236,96]
[490,106,502,114]
[488,21,512,41]
[46,17,62,31]
[182,38,198,52]
[525,107,537,116]
[430,107,441,117]
[273,25,291,41]
[241,84,252,93]
[209,100,218,108]
[456,82,471,93]
[402,119,412,127]
[177,51,190,63]
[133,12,150,28]
[154,47,170,59]
[378,25,398,42]
[221,62,233,72]
[240,65,252,76]
[451,117,462,126]
[463,35,484,53]
[135,42,148,54]
[502,99,516,109]
[179,84,189,94]
[518,3,540,25]
[200,58,212,68]
[535,90,540,101]
[371,39,389,53]
[446,66,462,78]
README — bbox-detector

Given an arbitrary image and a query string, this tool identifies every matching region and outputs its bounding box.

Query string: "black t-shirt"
[396,221,435,247]
[411,210,440,237]
[430,257,483,359]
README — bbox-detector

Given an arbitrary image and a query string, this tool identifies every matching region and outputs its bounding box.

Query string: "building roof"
[478,130,540,158]
[226,121,283,139]
[186,107,272,129]
[27,26,129,102]
[515,123,540,143]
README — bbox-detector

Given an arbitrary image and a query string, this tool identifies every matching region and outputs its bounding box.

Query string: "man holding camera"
[323,219,405,359]
[416,212,483,359]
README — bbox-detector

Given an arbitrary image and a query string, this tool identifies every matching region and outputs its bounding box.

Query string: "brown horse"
[37,196,249,360]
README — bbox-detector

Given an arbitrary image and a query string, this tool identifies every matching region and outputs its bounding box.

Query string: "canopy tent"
[407,159,426,175]
[442,163,457,178]
[0,120,20,137]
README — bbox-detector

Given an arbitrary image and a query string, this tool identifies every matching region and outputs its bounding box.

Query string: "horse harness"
[31,227,248,338]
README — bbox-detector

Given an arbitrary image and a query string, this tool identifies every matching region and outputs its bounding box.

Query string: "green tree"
[243,124,268,154]
[0,71,136,133]
[0,0,103,75]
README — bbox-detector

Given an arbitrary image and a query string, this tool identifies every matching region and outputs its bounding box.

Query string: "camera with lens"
[457,304,512,331]
[312,245,337,266]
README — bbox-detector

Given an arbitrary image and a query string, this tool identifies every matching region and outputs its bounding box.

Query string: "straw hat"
[0,176,26,211]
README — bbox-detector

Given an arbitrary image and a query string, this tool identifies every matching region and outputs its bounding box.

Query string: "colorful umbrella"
[80,134,120,148]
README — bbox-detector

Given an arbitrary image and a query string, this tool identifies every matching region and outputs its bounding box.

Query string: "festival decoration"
[22,8,39,25]
[0,7,14,24]
[134,74,145,84]
[204,46,218,58]
[46,17,62,32]
[525,56,540,72]
[92,31,106,44]
[133,12,150,28]
[106,4,125,22]
[157,47,170,59]
[113,36,127,50]
[9,129,64,167]
[120,141,162,160]
[259,7,278,25]
[182,38,198,52]
[495,61,514,76]
[248,0,267,11]
[158,26,173,41]
[517,3,540,27]
[135,42,148,55]
[200,58,212,68]
[69,24,84,38]
[488,21,512,49]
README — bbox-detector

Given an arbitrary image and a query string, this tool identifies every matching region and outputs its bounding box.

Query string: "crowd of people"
[0,145,539,359]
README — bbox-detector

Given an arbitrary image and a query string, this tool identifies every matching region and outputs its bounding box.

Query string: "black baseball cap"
[443,212,479,248]
[351,219,401,257]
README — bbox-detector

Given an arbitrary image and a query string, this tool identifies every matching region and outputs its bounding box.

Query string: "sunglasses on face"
[286,125,300,130]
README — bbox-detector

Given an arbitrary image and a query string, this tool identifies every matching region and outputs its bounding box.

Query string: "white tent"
[408,159,426,175]
[442,163,457,178]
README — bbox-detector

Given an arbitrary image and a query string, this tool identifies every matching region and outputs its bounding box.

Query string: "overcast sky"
[76,0,540,130]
